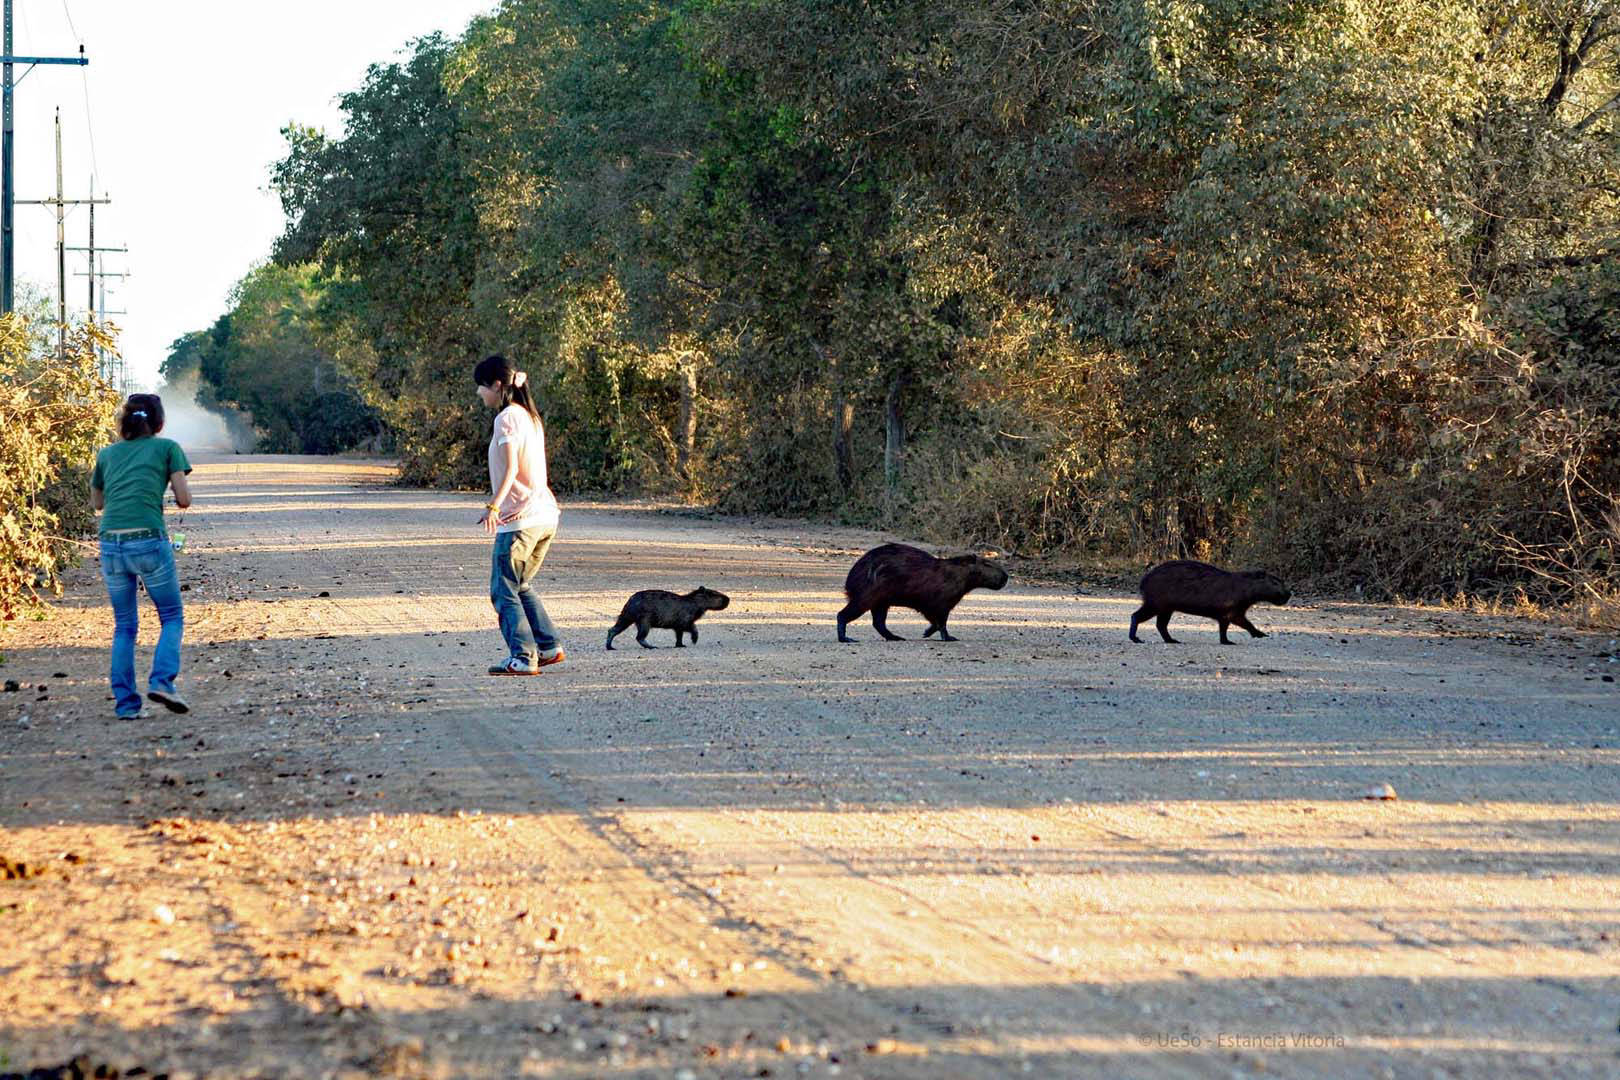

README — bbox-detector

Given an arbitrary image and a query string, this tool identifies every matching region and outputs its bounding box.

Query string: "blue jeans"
[491,528,559,663]
[99,536,184,716]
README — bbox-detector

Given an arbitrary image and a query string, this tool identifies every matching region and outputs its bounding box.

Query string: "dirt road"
[2,455,1617,1079]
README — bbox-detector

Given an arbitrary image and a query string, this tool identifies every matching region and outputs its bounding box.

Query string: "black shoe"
[148,690,190,714]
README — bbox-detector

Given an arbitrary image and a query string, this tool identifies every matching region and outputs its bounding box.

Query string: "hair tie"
[130,409,147,417]
[511,370,527,388]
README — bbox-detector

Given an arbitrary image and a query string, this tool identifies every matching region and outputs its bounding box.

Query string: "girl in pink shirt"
[474,354,564,674]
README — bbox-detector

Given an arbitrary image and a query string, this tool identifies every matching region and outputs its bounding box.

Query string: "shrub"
[0,317,119,620]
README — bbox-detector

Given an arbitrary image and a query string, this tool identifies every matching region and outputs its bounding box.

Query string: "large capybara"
[1128,560,1290,644]
[607,587,731,649]
[836,543,1008,643]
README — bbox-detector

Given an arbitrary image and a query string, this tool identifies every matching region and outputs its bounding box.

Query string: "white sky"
[10,0,497,388]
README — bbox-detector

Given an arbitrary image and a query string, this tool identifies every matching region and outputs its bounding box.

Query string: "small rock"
[2,679,18,692]
[1360,783,1398,801]
[153,904,176,925]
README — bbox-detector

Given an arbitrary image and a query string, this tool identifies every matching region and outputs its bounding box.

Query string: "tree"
[162,263,381,454]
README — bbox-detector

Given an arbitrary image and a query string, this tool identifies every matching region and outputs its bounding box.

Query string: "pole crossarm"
[2,0,91,314]
[0,55,88,66]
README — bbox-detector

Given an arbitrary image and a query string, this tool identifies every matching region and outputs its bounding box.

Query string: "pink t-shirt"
[488,405,560,534]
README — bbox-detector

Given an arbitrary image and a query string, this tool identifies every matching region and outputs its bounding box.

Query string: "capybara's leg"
[934,620,958,642]
[688,625,699,644]
[837,602,866,643]
[636,616,656,648]
[1218,619,1234,644]
[674,628,686,647]
[1128,604,1153,643]
[1233,612,1267,638]
[1155,612,1179,644]
[872,606,904,641]
[606,614,633,650]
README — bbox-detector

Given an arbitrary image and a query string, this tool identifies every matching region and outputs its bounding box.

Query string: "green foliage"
[683,0,1620,607]
[161,263,381,454]
[179,0,1620,614]
[0,316,119,620]
[271,35,485,483]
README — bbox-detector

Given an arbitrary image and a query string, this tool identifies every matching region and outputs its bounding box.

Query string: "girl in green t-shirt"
[90,393,193,719]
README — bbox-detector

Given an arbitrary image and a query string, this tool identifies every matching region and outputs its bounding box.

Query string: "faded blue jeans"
[99,535,183,717]
[490,528,559,664]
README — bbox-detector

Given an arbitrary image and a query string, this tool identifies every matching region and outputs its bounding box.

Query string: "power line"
[77,61,94,177]
[58,0,95,180]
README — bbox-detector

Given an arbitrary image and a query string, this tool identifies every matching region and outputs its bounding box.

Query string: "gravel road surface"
[2,455,1617,1079]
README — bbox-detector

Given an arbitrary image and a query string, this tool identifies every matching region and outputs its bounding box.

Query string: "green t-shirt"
[91,437,192,534]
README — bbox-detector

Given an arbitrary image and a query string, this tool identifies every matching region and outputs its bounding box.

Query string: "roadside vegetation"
[159,1,1620,622]
[0,316,119,620]
[159,262,382,456]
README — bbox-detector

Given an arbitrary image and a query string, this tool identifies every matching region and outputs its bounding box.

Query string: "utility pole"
[73,261,125,385]
[20,110,106,357]
[65,180,124,316]
[85,173,91,312]
[2,0,88,314]
[67,219,125,314]
[52,106,61,355]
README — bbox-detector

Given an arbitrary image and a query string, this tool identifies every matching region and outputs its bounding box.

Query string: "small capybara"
[606,587,731,649]
[836,543,1009,643]
[1128,560,1290,644]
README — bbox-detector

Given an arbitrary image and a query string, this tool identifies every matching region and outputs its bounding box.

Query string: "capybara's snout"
[964,555,1009,591]
[1253,572,1290,606]
[693,586,731,611]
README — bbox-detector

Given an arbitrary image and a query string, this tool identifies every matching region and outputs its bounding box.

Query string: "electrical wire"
[59,0,101,187]
[15,0,31,54]
[78,68,99,180]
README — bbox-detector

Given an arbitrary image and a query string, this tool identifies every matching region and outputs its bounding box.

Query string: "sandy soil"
[1,454,1617,1080]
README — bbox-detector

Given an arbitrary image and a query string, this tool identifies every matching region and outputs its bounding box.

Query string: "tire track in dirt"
[3,454,1618,1079]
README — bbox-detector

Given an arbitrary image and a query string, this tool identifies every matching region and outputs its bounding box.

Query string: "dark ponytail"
[473,354,540,420]
[118,393,165,441]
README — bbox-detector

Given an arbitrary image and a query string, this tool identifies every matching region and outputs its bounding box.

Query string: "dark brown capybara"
[1128,560,1290,644]
[836,543,1009,643]
[606,587,730,649]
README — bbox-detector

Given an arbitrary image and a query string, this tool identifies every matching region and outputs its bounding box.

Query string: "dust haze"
[153,374,256,453]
